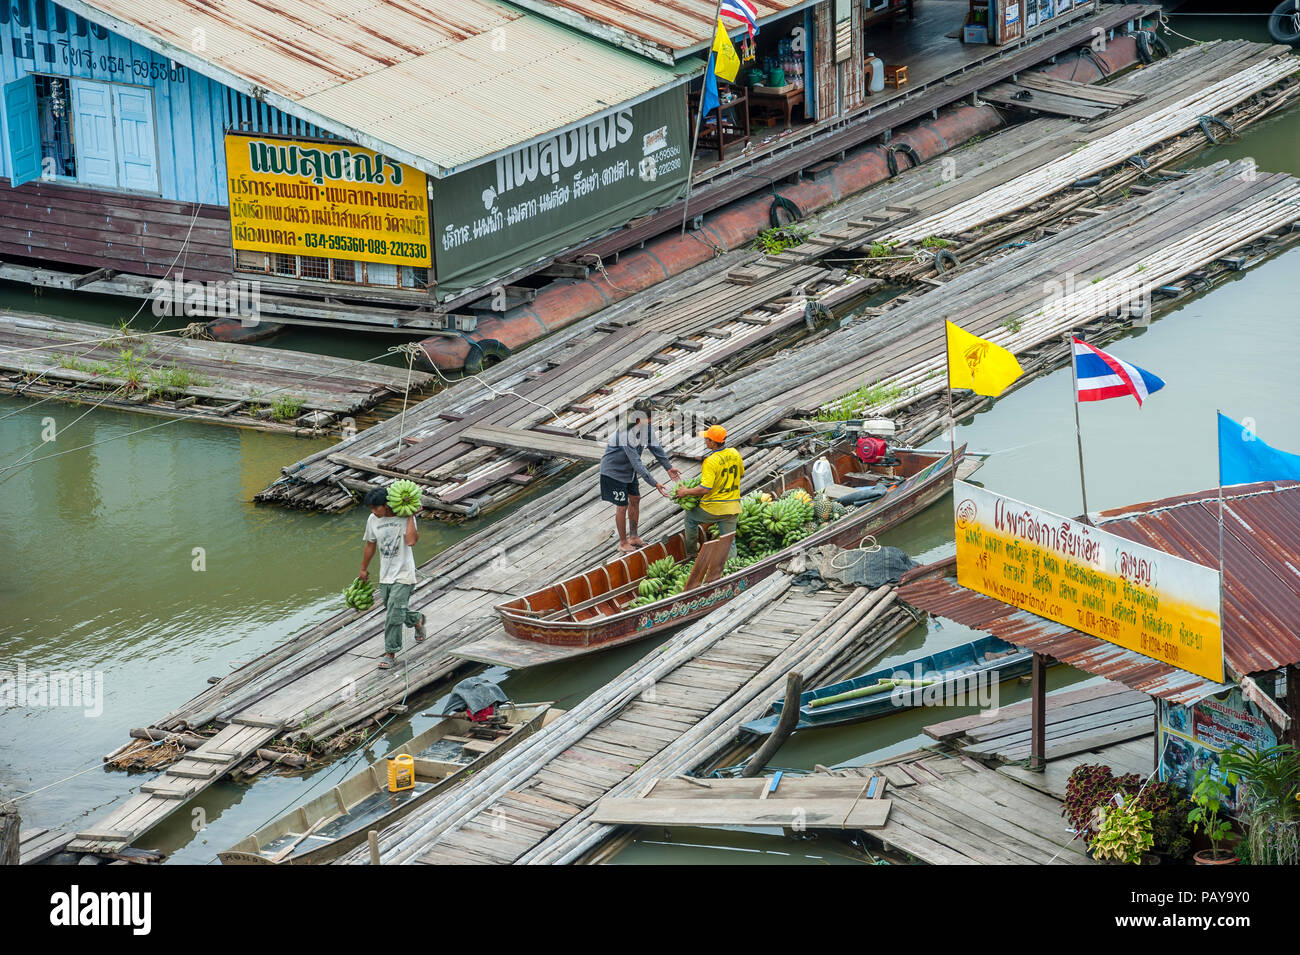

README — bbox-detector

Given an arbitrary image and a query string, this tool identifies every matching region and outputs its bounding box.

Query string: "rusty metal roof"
[62,0,686,175]
[899,480,1300,701]
[505,0,811,62]
[898,576,1233,705]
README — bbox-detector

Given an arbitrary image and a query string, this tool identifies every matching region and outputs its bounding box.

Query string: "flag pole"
[1216,410,1226,668]
[1067,333,1092,525]
[943,320,956,467]
[680,0,727,236]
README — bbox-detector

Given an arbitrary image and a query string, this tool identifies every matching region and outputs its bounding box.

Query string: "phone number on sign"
[302,234,429,259]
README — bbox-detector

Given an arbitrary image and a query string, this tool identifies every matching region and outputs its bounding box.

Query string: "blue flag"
[700,51,719,120]
[1218,412,1300,486]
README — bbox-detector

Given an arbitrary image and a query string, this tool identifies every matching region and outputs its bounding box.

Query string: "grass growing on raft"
[814,379,914,421]
[752,225,811,255]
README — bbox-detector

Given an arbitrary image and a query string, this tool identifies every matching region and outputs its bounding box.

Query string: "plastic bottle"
[811,457,833,492]
[866,53,885,93]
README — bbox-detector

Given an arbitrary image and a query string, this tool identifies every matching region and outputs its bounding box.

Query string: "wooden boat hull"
[217,702,552,865]
[493,446,974,660]
[740,636,1036,735]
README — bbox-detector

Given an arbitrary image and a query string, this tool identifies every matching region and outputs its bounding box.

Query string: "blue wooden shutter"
[71,79,117,188]
[3,75,42,188]
[112,85,159,192]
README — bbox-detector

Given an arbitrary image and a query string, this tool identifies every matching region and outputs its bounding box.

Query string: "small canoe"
[217,702,553,865]
[458,442,983,669]
[740,636,1035,735]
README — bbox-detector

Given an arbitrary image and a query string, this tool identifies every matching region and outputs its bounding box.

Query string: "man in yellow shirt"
[674,424,744,558]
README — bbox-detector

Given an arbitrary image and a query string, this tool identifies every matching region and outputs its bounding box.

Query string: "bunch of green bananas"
[646,557,676,578]
[762,495,812,538]
[344,577,375,610]
[671,477,701,510]
[387,479,422,517]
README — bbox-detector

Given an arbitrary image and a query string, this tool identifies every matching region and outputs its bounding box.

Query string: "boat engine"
[855,434,898,467]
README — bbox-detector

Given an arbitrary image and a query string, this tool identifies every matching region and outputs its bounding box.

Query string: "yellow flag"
[946,321,1023,397]
[712,19,741,83]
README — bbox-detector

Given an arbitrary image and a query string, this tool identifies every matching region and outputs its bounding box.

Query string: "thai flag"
[1072,338,1165,407]
[720,0,760,36]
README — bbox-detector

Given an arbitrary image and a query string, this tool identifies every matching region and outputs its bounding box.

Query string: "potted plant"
[1091,798,1154,865]
[1141,780,1194,863]
[1188,766,1239,865]
[1063,765,1191,861]
[1219,743,1300,865]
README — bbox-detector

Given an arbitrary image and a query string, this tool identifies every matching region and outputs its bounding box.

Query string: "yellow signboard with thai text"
[224,134,430,267]
[953,481,1223,682]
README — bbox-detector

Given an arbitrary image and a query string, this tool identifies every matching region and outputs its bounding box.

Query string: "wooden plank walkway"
[840,751,1094,865]
[335,577,921,865]
[0,311,433,435]
[922,679,1154,764]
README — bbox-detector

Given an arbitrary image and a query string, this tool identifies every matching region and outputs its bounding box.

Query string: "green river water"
[1,16,1297,865]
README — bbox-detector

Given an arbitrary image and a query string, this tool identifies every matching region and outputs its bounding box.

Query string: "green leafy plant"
[866,239,900,259]
[1091,799,1154,865]
[1188,766,1237,861]
[1219,744,1300,865]
[270,394,306,422]
[1062,765,1191,859]
[1002,315,1023,334]
[752,225,810,255]
[920,236,952,249]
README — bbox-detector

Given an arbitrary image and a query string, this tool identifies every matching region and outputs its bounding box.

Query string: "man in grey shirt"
[600,399,680,552]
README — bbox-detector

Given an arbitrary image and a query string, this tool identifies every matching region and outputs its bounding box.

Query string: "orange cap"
[700,424,727,443]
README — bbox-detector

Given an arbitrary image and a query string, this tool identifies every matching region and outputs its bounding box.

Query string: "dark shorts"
[600,474,640,505]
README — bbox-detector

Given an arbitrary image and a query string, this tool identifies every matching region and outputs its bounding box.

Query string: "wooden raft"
[845,752,1093,865]
[0,311,434,430]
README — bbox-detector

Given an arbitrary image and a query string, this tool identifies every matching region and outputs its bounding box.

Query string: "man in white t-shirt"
[359,487,426,670]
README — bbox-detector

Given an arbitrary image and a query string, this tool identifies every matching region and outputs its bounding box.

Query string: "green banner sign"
[431,85,689,298]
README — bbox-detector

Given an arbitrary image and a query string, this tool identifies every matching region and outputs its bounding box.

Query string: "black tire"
[463,338,511,374]
[933,249,960,273]
[885,143,921,178]
[1269,0,1300,44]
[769,194,801,228]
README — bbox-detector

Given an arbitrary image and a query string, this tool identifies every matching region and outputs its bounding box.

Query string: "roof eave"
[497,0,679,63]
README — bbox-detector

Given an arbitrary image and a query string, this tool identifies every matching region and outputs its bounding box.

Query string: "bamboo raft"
[0,312,434,435]
[336,575,922,865]
[687,158,1300,445]
[255,259,875,516]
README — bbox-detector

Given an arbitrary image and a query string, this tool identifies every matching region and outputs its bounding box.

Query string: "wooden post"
[367,829,381,866]
[1287,665,1300,749]
[1029,653,1047,773]
[741,671,804,777]
[1,804,19,866]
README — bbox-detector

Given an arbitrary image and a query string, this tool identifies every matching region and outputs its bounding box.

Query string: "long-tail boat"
[456,442,982,669]
[217,702,553,865]
[739,635,1036,735]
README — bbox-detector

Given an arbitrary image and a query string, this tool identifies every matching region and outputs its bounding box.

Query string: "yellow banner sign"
[953,481,1224,682]
[225,134,430,267]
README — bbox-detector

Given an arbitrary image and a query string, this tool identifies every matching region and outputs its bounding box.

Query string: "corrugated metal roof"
[898,480,1300,701]
[1097,480,1300,675]
[63,0,686,174]
[505,0,811,61]
[897,576,1233,705]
